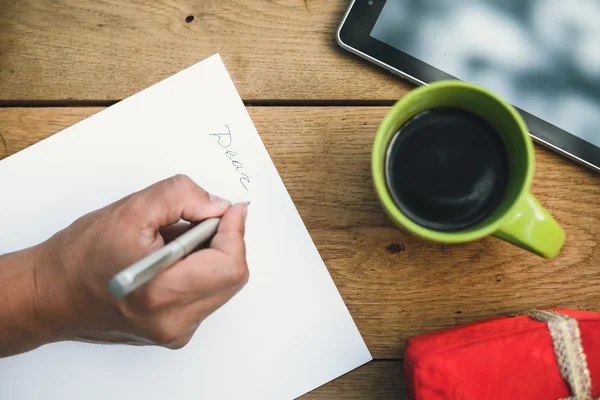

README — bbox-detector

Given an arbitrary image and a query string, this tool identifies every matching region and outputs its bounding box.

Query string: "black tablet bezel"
[337,0,600,173]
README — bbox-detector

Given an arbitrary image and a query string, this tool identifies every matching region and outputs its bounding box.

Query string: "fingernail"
[209,193,231,208]
[242,203,248,221]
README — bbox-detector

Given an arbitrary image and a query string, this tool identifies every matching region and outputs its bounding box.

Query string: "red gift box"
[404,309,600,399]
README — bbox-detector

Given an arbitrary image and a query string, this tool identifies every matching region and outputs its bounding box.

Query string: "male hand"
[31,174,249,350]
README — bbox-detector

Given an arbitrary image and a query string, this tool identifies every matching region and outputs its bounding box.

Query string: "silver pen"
[108,201,249,298]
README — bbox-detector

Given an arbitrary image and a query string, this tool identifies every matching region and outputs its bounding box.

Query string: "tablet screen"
[370,0,600,148]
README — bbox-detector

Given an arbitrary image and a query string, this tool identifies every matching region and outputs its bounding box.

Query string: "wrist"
[0,246,54,357]
[28,236,79,344]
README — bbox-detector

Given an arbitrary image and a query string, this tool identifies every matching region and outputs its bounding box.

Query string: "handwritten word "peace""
[210,125,250,191]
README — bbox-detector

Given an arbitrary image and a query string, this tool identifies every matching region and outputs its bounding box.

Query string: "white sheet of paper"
[0,54,372,399]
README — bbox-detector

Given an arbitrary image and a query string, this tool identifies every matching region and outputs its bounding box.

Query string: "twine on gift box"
[513,309,597,400]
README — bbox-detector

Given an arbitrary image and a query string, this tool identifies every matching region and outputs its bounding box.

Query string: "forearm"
[0,246,53,357]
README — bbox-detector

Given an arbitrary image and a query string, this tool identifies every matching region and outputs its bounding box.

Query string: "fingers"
[132,246,248,311]
[165,331,195,350]
[119,189,248,349]
[209,203,247,257]
[131,174,232,229]
[127,204,248,311]
[162,288,240,349]
[146,287,241,349]
[177,204,249,298]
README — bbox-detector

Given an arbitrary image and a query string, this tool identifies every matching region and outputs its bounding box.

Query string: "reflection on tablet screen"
[371,0,600,148]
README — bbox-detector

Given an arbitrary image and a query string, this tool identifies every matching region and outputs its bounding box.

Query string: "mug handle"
[493,193,565,259]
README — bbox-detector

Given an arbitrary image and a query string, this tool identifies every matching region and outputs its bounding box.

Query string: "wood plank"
[0,0,409,102]
[302,361,405,400]
[2,107,600,360]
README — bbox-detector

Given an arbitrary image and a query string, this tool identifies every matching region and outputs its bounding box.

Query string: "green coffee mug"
[372,80,565,259]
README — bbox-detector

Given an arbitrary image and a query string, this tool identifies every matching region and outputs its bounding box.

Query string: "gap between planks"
[0,100,397,108]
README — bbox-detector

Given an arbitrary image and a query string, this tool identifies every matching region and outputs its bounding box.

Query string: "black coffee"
[386,107,509,232]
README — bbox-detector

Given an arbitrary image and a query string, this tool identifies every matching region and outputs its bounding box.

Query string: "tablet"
[337,0,600,173]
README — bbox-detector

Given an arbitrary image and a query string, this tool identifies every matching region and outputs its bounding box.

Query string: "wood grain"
[302,361,405,400]
[0,0,410,102]
[2,107,600,361]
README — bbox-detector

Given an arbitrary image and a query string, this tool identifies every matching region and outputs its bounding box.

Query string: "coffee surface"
[387,107,509,231]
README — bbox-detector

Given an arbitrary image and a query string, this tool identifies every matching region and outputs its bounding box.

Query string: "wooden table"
[2,1,600,398]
